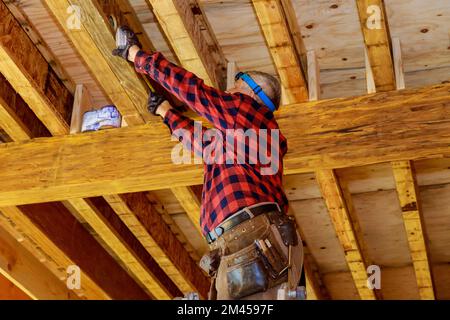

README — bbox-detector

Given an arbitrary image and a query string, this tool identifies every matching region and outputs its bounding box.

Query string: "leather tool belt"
[205,202,283,244]
[200,203,301,300]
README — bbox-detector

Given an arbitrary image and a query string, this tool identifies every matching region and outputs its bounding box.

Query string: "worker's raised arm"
[113,26,239,131]
[133,50,239,131]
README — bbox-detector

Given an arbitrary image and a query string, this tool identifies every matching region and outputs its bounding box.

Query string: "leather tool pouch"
[270,213,299,247]
[224,222,289,299]
[225,243,268,299]
[200,249,221,277]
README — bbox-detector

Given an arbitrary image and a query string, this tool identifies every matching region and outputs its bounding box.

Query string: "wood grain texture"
[356,0,396,92]
[171,187,203,235]
[44,0,148,125]
[0,83,449,204]
[0,224,79,300]
[316,170,377,299]
[0,206,109,300]
[118,193,210,298]
[0,273,30,300]
[0,2,72,135]
[392,161,435,299]
[147,0,226,88]
[251,0,308,104]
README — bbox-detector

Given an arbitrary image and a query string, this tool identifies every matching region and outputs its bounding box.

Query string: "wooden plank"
[0,2,72,135]
[307,50,320,101]
[0,206,109,300]
[226,61,238,91]
[356,0,396,92]
[0,82,449,203]
[0,224,79,300]
[63,198,172,299]
[0,273,30,300]
[105,193,210,298]
[44,0,149,125]
[392,161,435,299]
[171,187,203,236]
[251,0,308,104]
[392,37,405,90]
[364,46,377,94]
[389,40,434,299]
[316,170,377,299]
[70,85,95,134]
[147,0,226,88]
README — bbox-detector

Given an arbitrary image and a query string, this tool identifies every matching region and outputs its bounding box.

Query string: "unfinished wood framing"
[0,0,449,300]
[147,0,226,88]
[316,170,377,299]
[252,0,308,104]
[392,161,435,299]
[356,0,396,92]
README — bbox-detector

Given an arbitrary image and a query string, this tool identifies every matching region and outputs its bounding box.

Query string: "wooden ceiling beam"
[0,2,72,135]
[111,193,210,298]
[0,82,449,204]
[0,272,30,300]
[356,0,396,92]
[392,161,435,299]
[251,0,308,104]
[44,0,149,125]
[146,0,227,88]
[0,206,111,299]
[316,170,379,299]
[0,223,79,300]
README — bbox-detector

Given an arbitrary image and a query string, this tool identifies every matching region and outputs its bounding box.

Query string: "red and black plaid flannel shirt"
[135,51,289,236]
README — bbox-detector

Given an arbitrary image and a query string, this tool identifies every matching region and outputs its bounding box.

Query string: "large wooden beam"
[252,0,308,104]
[356,0,396,92]
[0,83,449,204]
[147,0,226,88]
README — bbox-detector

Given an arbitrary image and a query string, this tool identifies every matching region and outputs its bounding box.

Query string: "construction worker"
[113,26,304,300]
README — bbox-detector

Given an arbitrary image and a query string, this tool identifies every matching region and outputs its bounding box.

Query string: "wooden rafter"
[252,0,308,104]
[356,0,396,92]
[392,162,435,299]
[44,0,149,125]
[359,3,435,299]
[0,223,79,300]
[147,0,227,88]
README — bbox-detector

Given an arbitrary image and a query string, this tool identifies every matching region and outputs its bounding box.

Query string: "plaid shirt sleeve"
[163,108,209,159]
[134,51,239,131]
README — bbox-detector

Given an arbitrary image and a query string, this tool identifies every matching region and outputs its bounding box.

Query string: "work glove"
[112,26,141,60]
[147,91,166,116]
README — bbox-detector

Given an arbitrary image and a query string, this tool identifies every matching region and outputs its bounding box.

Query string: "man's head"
[227,71,281,111]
